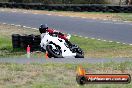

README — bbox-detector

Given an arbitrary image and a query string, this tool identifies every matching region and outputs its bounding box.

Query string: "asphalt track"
[0,10,132,44]
[0,58,132,64]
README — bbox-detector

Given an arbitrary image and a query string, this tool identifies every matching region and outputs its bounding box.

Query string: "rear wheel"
[46,44,63,58]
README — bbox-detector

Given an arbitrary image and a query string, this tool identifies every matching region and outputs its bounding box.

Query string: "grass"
[70,36,132,58]
[1,24,132,58]
[0,62,131,88]
[116,13,132,21]
[0,35,23,58]
[0,36,25,57]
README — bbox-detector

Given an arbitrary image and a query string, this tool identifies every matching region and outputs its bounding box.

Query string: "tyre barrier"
[12,34,21,48]
[33,35,41,51]
[12,34,41,52]
[20,34,27,48]
[0,3,132,13]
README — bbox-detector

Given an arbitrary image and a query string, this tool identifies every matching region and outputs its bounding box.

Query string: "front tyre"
[46,44,63,58]
[71,44,84,58]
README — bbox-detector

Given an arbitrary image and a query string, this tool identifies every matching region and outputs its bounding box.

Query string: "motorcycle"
[40,32,84,58]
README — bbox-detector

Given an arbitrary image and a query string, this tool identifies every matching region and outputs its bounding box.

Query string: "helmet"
[39,24,48,33]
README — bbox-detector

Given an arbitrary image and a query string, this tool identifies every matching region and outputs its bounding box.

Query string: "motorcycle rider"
[39,24,72,47]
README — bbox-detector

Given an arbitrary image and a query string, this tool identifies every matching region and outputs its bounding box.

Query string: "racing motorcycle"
[40,32,84,58]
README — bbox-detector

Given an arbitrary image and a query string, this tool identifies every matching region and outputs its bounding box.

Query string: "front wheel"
[71,44,84,58]
[46,44,63,58]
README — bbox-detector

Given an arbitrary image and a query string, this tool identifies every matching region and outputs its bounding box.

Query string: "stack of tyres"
[12,34,41,51]
[33,35,41,51]
[12,34,21,48]
[20,34,27,49]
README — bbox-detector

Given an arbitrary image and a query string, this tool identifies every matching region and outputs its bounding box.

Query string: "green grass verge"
[116,13,132,21]
[70,36,132,58]
[0,36,26,58]
[0,62,131,88]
